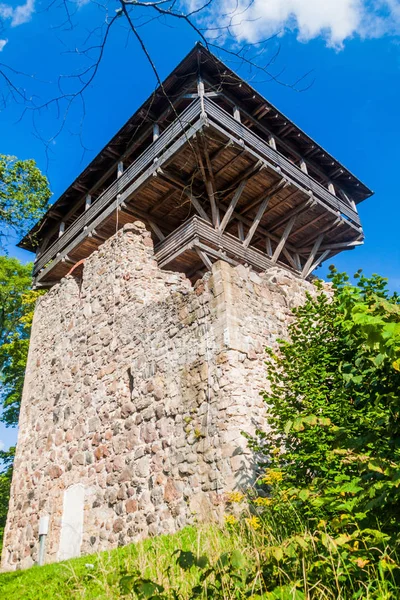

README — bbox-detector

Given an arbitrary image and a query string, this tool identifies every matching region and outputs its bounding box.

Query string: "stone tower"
[2,45,371,570]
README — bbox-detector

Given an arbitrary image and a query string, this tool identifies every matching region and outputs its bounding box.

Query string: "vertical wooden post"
[328,182,336,195]
[233,106,241,122]
[153,123,160,142]
[268,135,277,150]
[59,221,65,238]
[340,189,356,210]
[237,221,244,242]
[85,194,92,211]
[197,76,205,116]
[300,159,308,174]
[117,162,124,178]
[266,237,272,257]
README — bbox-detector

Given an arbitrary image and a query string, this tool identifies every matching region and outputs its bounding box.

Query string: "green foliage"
[246,267,400,597]
[0,449,13,549]
[0,256,43,427]
[0,256,44,548]
[0,154,51,239]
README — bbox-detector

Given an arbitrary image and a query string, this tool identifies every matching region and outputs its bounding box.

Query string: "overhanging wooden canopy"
[19,44,372,287]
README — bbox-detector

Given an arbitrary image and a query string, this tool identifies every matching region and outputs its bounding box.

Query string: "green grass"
[1,517,399,599]
[0,526,233,600]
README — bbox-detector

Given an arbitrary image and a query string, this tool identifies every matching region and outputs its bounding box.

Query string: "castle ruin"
[1,45,372,570]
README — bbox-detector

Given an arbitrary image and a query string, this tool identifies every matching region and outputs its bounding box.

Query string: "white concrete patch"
[58,484,85,561]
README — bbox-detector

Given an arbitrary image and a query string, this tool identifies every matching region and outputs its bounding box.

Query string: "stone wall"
[1,221,315,571]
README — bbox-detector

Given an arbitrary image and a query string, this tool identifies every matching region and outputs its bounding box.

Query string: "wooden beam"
[58,222,65,238]
[85,194,92,211]
[117,162,124,178]
[271,215,297,263]
[205,89,350,198]
[282,247,299,270]
[233,106,241,122]
[195,134,219,227]
[266,237,272,257]
[119,203,177,233]
[195,242,239,267]
[254,105,271,120]
[268,135,277,150]
[184,191,211,222]
[298,239,364,253]
[243,193,272,248]
[300,159,308,174]
[219,179,247,233]
[237,221,245,241]
[88,230,108,242]
[301,234,324,277]
[303,249,331,278]
[61,255,75,265]
[294,253,302,271]
[153,123,160,142]
[148,221,165,241]
[41,94,195,243]
[218,200,299,255]
[156,168,211,223]
[195,247,213,270]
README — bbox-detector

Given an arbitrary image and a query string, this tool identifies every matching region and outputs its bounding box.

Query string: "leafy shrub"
[244,268,400,597]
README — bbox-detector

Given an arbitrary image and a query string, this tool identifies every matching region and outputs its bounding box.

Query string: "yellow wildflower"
[246,516,261,530]
[253,497,273,507]
[262,470,283,485]
[224,514,237,526]
[226,491,245,503]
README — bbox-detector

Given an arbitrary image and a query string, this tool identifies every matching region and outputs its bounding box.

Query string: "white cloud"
[0,39,7,51]
[0,0,35,28]
[185,0,400,48]
[11,0,35,26]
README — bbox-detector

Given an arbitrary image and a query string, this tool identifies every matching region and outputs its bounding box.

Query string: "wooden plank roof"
[19,43,373,252]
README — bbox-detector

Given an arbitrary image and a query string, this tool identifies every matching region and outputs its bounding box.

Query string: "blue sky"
[0,0,400,449]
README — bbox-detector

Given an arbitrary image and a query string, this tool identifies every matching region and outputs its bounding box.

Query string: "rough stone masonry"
[1,221,316,571]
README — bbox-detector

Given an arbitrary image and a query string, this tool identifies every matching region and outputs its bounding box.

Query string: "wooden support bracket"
[271,215,297,263]
[301,234,324,277]
[219,179,247,233]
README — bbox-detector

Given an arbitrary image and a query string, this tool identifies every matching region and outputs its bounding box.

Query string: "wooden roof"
[19,43,372,253]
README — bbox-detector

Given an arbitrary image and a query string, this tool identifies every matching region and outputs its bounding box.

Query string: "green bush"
[244,268,400,597]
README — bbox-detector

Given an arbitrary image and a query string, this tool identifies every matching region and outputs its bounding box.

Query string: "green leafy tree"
[0,257,42,427]
[0,258,45,548]
[0,154,51,239]
[0,448,14,549]
[253,267,400,540]
[0,155,50,550]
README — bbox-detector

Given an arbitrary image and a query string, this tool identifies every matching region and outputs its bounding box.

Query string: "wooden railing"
[203,98,361,228]
[33,99,202,277]
[154,216,294,274]
[33,96,362,281]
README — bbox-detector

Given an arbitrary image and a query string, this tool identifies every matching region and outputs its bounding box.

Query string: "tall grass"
[1,506,399,600]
